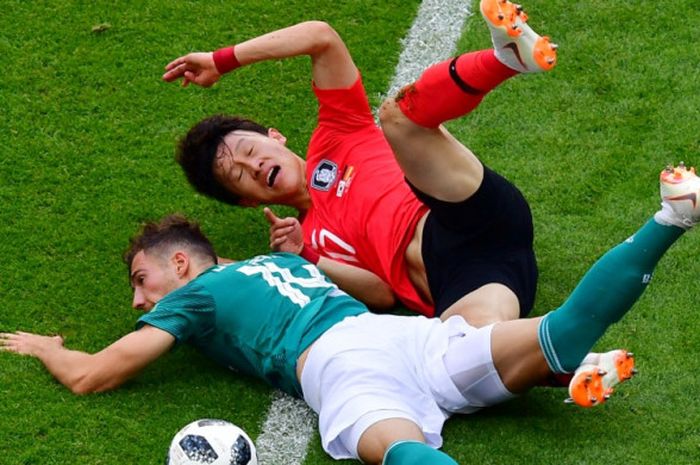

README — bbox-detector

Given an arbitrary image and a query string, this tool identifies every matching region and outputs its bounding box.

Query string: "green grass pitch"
[1,0,699,464]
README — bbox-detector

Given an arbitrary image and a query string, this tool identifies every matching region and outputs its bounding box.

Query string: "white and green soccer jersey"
[136,253,367,396]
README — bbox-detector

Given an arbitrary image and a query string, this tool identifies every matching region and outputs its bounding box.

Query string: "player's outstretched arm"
[0,325,174,394]
[264,207,396,310]
[163,21,358,90]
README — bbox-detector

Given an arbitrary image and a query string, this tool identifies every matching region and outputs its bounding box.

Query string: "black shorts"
[410,165,538,317]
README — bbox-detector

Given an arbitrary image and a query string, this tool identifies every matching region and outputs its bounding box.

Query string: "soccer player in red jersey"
[163,0,554,328]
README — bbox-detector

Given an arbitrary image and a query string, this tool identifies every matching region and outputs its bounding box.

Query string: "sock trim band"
[384,440,425,465]
[538,314,566,373]
[448,57,483,95]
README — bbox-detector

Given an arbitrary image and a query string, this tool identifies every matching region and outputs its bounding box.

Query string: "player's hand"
[0,331,64,357]
[263,207,304,254]
[162,52,221,88]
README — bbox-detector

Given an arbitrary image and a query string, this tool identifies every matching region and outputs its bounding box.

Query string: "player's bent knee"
[440,284,520,327]
[384,441,458,465]
[378,98,400,130]
[355,418,425,465]
[378,98,419,142]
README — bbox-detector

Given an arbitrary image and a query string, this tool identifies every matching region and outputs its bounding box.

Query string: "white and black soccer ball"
[166,419,258,465]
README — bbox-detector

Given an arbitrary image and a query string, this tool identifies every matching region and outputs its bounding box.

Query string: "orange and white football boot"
[566,350,637,408]
[658,162,700,228]
[480,0,558,72]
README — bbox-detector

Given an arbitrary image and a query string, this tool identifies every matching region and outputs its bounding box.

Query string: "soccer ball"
[166,419,258,465]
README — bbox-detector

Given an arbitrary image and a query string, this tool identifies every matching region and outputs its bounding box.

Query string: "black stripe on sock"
[448,56,484,95]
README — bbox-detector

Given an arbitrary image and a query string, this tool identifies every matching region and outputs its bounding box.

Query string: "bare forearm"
[2,328,174,395]
[236,21,337,64]
[234,21,357,88]
[317,257,396,310]
[35,346,99,394]
[163,20,357,89]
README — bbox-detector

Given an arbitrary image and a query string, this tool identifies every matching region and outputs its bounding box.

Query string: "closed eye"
[237,148,253,182]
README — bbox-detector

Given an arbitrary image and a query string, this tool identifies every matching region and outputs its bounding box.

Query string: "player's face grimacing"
[129,250,182,311]
[214,130,307,207]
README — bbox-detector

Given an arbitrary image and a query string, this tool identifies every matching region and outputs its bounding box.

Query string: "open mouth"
[267,165,281,187]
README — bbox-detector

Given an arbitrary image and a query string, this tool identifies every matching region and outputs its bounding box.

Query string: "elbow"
[367,289,397,312]
[371,297,397,312]
[68,373,114,395]
[69,381,95,395]
[304,21,343,53]
[70,386,94,396]
[68,374,100,395]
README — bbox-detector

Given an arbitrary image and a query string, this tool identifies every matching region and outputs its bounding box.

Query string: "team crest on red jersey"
[311,159,338,191]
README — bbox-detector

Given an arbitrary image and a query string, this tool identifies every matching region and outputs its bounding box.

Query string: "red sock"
[538,372,574,388]
[397,49,518,128]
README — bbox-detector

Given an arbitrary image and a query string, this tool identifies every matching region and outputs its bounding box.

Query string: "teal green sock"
[384,441,457,465]
[538,219,684,372]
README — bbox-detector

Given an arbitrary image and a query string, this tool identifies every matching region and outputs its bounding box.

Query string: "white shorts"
[300,313,513,460]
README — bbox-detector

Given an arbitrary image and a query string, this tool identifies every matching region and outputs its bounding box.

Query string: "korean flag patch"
[311,159,338,191]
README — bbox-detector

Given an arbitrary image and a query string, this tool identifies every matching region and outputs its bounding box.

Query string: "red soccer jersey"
[302,76,432,316]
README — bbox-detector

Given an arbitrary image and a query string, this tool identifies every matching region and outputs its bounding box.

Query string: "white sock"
[654,201,693,229]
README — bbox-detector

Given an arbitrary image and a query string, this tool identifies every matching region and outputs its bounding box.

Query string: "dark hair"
[124,214,217,271]
[177,115,269,206]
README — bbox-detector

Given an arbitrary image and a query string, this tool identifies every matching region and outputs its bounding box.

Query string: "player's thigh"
[378,97,483,202]
[439,283,520,327]
[490,317,551,393]
[355,418,425,465]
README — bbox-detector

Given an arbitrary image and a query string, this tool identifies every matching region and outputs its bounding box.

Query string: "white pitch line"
[255,2,473,464]
[255,391,317,465]
[386,0,474,99]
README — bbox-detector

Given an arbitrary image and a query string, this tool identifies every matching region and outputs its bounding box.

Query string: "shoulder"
[312,75,375,132]
[136,281,217,343]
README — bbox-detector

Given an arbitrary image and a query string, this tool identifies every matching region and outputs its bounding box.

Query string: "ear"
[267,128,287,145]
[171,251,190,278]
